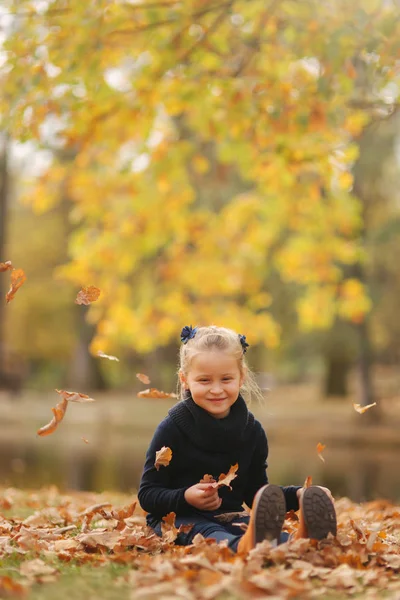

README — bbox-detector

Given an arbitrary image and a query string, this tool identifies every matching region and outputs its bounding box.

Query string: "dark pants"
[152,514,289,552]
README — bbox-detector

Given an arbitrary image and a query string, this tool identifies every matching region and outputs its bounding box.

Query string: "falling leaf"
[303,475,313,488]
[161,512,193,544]
[97,351,119,362]
[75,285,101,305]
[353,402,377,414]
[155,446,172,470]
[81,437,89,444]
[37,398,68,437]
[137,388,177,399]
[55,389,96,403]
[0,261,13,272]
[136,373,150,384]
[6,268,27,303]
[317,442,326,463]
[216,463,238,490]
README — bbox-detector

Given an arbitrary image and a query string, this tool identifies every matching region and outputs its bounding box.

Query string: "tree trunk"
[0,135,9,385]
[324,356,351,397]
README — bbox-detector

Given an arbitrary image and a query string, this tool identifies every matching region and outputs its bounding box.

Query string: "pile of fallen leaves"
[0,488,399,599]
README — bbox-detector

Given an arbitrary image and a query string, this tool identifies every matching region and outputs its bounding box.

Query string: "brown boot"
[295,486,337,540]
[237,484,286,554]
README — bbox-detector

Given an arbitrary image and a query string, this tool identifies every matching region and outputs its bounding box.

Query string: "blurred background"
[0,0,399,503]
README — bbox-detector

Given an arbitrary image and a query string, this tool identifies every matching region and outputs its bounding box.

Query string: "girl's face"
[180,350,245,419]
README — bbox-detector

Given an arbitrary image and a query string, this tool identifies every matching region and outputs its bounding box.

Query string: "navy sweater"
[138,395,301,528]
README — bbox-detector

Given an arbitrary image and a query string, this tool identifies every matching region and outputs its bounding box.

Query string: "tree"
[2,0,399,374]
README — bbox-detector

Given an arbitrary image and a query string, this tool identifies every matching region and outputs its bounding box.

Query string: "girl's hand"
[184,483,222,511]
[297,486,334,503]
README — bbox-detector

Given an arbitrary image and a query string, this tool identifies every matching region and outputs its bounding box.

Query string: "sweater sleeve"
[243,425,269,508]
[138,419,192,517]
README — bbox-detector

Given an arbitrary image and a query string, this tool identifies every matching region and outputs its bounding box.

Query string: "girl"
[138,325,337,553]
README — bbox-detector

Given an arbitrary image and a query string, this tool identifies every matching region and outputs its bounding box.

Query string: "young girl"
[138,325,337,553]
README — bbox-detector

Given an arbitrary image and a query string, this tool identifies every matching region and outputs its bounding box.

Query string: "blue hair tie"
[238,334,249,353]
[180,325,198,344]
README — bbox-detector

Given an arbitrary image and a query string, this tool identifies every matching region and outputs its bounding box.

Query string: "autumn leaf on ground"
[136,373,150,385]
[317,442,326,463]
[303,475,313,488]
[97,351,119,362]
[75,285,101,305]
[37,398,68,437]
[155,446,172,470]
[161,512,193,544]
[216,463,238,490]
[353,402,377,414]
[56,389,96,403]
[215,510,249,523]
[137,388,177,399]
[6,268,27,303]
[0,261,13,272]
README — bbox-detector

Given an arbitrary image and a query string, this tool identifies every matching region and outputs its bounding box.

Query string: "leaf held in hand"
[136,373,150,384]
[155,446,172,470]
[137,388,177,399]
[6,268,27,303]
[216,463,238,490]
[353,402,376,414]
[75,285,101,305]
[317,442,326,463]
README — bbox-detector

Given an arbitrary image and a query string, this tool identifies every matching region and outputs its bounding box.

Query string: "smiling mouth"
[208,398,227,402]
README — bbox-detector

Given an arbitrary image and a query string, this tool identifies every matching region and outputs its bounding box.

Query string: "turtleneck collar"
[168,393,255,452]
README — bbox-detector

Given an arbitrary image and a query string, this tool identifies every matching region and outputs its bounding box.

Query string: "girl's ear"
[179,370,189,389]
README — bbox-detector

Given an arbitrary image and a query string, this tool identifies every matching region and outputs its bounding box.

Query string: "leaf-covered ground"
[0,487,399,599]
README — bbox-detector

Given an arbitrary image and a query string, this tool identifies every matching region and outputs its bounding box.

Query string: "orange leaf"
[0,261,13,272]
[137,388,177,399]
[136,373,150,385]
[6,268,27,303]
[75,285,101,305]
[161,512,193,543]
[200,474,217,484]
[97,351,119,362]
[303,475,313,488]
[154,446,172,470]
[56,389,96,403]
[353,402,376,414]
[37,398,68,437]
[216,463,238,490]
[82,437,89,444]
[317,442,326,463]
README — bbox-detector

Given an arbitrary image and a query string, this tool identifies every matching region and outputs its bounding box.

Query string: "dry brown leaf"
[353,402,377,414]
[6,268,27,303]
[37,398,68,437]
[0,575,27,597]
[137,388,178,399]
[216,463,238,490]
[81,437,89,444]
[303,475,313,488]
[136,373,150,384]
[161,512,193,544]
[56,389,96,403]
[214,510,249,523]
[317,442,326,463]
[0,261,13,272]
[97,351,119,362]
[155,446,173,470]
[75,285,101,305]
[200,474,217,484]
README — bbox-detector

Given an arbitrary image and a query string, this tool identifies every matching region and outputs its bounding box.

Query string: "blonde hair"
[178,325,264,404]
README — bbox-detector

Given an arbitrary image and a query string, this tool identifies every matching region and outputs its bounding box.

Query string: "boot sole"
[253,484,286,544]
[301,486,337,540]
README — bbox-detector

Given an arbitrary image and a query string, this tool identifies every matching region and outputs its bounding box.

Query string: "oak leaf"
[0,261,13,272]
[137,388,177,399]
[75,285,101,305]
[97,351,119,362]
[161,512,193,544]
[216,463,238,490]
[317,442,326,463]
[55,389,96,403]
[353,402,376,414]
[6,268,27,303]
[155,446,172,470]
[136,373,150,384]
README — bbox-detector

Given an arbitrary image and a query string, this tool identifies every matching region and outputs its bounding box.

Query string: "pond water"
[1,426,399,504]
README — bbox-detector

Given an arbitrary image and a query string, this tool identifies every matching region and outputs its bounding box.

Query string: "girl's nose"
[210,382,223,394]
